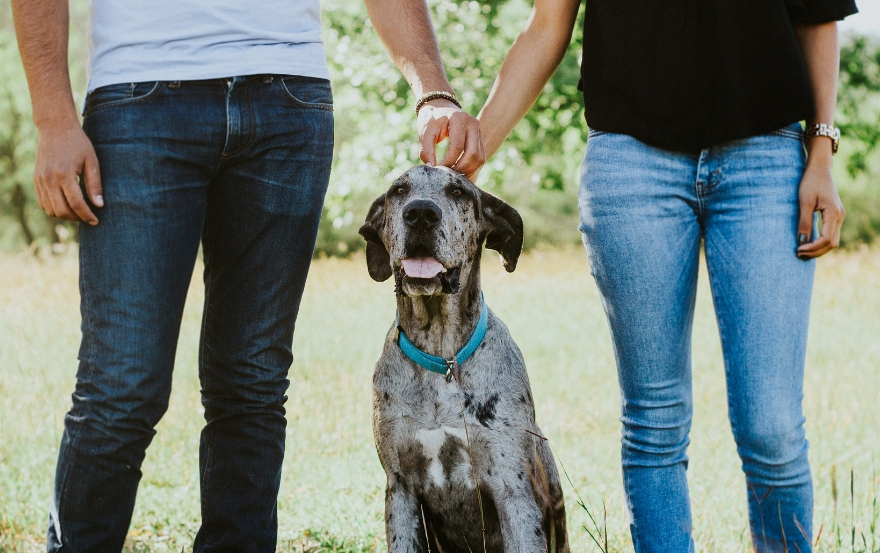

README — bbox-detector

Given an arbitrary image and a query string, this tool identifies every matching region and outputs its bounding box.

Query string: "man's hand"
[796,140,844,259]
[34,122,103,225]
[364,0,485,181]
[13,0,103,224]
[418,99,485,182]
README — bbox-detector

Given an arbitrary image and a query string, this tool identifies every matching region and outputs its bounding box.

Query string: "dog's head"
[359,165,523,296]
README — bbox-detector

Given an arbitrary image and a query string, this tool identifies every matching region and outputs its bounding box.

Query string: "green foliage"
[838,36,880,180]
[0,27,39,249]
[0,1,878,253]
[318,0,587,255]
[836,35,880,248]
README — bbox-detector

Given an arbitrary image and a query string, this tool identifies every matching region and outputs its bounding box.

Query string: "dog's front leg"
[385,477,428,553]
[494,484,549,553]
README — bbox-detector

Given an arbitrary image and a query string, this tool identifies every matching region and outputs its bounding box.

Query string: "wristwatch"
[804,123,840,155]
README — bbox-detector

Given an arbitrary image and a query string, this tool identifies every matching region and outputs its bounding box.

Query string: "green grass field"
[1,246,878,552]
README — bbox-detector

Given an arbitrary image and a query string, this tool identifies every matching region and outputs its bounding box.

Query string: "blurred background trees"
[1,0,878,255]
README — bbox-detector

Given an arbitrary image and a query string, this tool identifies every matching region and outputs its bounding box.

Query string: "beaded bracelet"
[415,90,462,115]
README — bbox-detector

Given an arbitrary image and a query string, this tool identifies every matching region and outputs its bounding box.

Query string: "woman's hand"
[796,139,845,259]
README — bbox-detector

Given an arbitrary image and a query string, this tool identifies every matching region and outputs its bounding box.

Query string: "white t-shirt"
[87,0,329,91]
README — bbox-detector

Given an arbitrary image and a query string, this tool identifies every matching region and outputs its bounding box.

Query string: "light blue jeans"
[578,124,815,553]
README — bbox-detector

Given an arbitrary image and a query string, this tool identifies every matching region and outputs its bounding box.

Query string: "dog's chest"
[377,371,498,491]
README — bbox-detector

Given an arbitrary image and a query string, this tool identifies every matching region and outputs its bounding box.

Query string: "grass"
[1,245,879,552]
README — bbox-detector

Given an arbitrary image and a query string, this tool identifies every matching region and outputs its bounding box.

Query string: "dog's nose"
[403,200,442,230]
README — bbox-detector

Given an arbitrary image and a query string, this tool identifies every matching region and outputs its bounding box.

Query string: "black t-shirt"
[579,0,858,152]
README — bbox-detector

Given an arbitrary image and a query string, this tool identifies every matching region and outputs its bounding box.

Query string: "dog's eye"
[394,187,406,195]
[450,188,463,196]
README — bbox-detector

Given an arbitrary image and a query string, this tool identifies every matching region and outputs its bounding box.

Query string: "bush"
[0,2,877,254]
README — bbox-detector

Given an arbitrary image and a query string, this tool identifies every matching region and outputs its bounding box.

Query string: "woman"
[463,0,857,551]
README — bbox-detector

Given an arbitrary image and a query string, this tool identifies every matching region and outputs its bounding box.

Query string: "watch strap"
[804,123,840,155]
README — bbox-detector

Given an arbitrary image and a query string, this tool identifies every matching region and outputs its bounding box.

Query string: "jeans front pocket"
[83,81,161,116]
[278,76,333,111]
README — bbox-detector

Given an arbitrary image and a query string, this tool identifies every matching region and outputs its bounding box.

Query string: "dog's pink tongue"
[402,257,446,279]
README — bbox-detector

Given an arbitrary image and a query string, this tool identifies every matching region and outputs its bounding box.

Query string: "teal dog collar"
[396,297,488,382]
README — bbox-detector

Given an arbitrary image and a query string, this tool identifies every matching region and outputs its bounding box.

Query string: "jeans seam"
[704,257,741,442]
[51,199,94,548]
[221,82,255,159]
[694,152,707,221]
[201,437,213,547]
[199,265,213,546]
[53,424,84,547]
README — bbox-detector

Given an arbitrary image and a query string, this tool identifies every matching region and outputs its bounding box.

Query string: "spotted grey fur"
[359,166,568,553]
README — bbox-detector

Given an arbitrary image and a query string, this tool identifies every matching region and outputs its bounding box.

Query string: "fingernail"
[95,194,104,207]
[798,234,808,245]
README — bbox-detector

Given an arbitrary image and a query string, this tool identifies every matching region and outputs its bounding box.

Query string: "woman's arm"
[477,0,581,164]
[794,21,846,259]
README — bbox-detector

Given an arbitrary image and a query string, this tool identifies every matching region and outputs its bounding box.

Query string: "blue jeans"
[47,75,333,552]
[578,124,815,553]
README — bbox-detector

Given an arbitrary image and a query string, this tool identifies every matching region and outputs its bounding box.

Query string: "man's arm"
[364,0,484,179]
[476,0,580,161]
[12,0,102,225]
[794,21,845,259]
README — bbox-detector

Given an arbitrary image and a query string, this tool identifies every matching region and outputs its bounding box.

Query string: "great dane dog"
[359,165,568,553]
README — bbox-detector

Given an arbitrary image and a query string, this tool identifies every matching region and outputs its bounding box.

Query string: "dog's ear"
[480,190,524,273]
[358,194,393,282]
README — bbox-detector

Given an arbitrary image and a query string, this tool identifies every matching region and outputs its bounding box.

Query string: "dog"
[359,165,568,553]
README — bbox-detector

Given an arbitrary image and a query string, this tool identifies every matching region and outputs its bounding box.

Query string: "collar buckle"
[445,358,457,383]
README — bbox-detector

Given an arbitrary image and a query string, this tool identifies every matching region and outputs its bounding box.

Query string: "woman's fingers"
[796,163,844,259]
[797,203,845,259]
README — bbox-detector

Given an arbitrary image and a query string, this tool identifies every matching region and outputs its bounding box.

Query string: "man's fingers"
[419,126,441,166]
[438,119,466,168]
[83,153,104,208]
[33,176,48,212]
[61,178,98,224]
[46,187,79,221]
[451,124,485,179]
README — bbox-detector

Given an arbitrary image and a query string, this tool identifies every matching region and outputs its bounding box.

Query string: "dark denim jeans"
[47,75,333,552]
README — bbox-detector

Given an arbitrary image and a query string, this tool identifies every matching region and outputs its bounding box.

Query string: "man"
[11,0,480,550]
